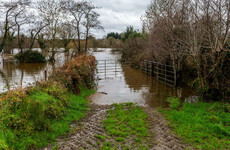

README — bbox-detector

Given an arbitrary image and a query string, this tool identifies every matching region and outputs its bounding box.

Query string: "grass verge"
[161,101,230,149]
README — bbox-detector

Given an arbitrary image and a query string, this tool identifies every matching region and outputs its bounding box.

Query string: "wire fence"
[140,60,176,87]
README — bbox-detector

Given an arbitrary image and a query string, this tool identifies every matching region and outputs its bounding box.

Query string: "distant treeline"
[0,0,103,61]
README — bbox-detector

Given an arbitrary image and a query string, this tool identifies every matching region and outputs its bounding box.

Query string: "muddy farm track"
[44,104,191,150]
[42,48,193,150]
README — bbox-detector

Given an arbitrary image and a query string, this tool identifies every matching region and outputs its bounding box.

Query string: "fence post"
[44,70,47,81]
[174,67,177,87]
[157,63,159,80]
[105,60,106,78]
[140,59,142,71]
[149,61,151,75]
[147,61,149,74]
[152,62,154,76]
[115,60,117,77]
[165,65,166,83]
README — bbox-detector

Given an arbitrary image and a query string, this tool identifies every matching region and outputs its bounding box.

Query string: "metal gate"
[96,60,122,79]
[141,60,176,87]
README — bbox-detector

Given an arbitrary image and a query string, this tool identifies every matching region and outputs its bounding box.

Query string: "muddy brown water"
[0,48,194,108]
[0,49,70,93]
[89,48,194,108]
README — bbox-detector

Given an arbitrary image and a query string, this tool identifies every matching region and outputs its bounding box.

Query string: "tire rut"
[143,107,193,150]
[57,105,109,150]
[44,105,192,150]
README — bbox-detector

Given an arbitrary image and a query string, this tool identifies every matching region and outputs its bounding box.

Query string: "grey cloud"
[92,0,150,38]
[0,0,150,38]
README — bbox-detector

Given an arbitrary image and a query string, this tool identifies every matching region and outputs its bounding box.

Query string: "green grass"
[166,97,180,109]
[162,102,230,149]
[101,103,153,149]
[0,85,94,150]
[95,134,107,141]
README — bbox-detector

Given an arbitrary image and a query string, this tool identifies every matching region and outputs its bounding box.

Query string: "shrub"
[0,54,96,149]
[51,54,96,93]
[0,83,67,136]
[0,81,94,150]
[15,50,46,63]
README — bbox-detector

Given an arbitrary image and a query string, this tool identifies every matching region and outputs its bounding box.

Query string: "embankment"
[0,54,96,150]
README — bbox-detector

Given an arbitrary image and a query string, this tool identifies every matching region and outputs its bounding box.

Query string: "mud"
[143,107,193,150]
[44,105,192,150]
[51,105,109,150]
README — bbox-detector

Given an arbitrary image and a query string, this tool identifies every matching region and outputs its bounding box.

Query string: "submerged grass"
[162,101,230,149]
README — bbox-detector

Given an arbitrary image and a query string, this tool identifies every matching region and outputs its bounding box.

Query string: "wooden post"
[165,65,167,83]
[174,66,177,87]
[105,60,106,78]
[140,59,142,71]
[44,70,47,81]
[157,63,159,80]
[152,62,154,76]
[146,61,149,74]
[115,60,117,77]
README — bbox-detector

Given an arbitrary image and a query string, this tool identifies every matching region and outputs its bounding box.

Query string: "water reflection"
[0,49,70,93]
[0,48,195,108]
[90,48,194,108]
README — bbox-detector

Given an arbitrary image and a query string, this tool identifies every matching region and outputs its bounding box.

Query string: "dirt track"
[144,107,191,150]
[45,104,192,150]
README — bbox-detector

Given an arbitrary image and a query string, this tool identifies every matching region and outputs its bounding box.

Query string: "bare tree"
[144,0,230,100]
[0,1,19,53]
[13,0,30,53]
[28,22,48,50]
[186,0,230,98]
[83,2,103,52]
[61,0,88,53]
[38,0,61,61]
[57,22,75,52]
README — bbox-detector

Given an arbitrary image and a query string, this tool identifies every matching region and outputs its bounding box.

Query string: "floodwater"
[0,48,194,108]
[89,48,194,108]
[0,49,70,93]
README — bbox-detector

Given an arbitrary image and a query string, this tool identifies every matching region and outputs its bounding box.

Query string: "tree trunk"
[0,15,9,53]
[77,22,81,53]
[85,30,89,52]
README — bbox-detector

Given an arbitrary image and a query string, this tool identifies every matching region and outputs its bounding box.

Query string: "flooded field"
[90,48,194,108]
[0,48,194,108]
[0,49,70,93]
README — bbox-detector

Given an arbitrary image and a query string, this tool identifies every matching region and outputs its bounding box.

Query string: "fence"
[96,60,122,79]
[140,60,176,87]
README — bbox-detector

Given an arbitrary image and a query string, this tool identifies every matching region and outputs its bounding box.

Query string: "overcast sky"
[0,0,150,38]
[92,0,150,38]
